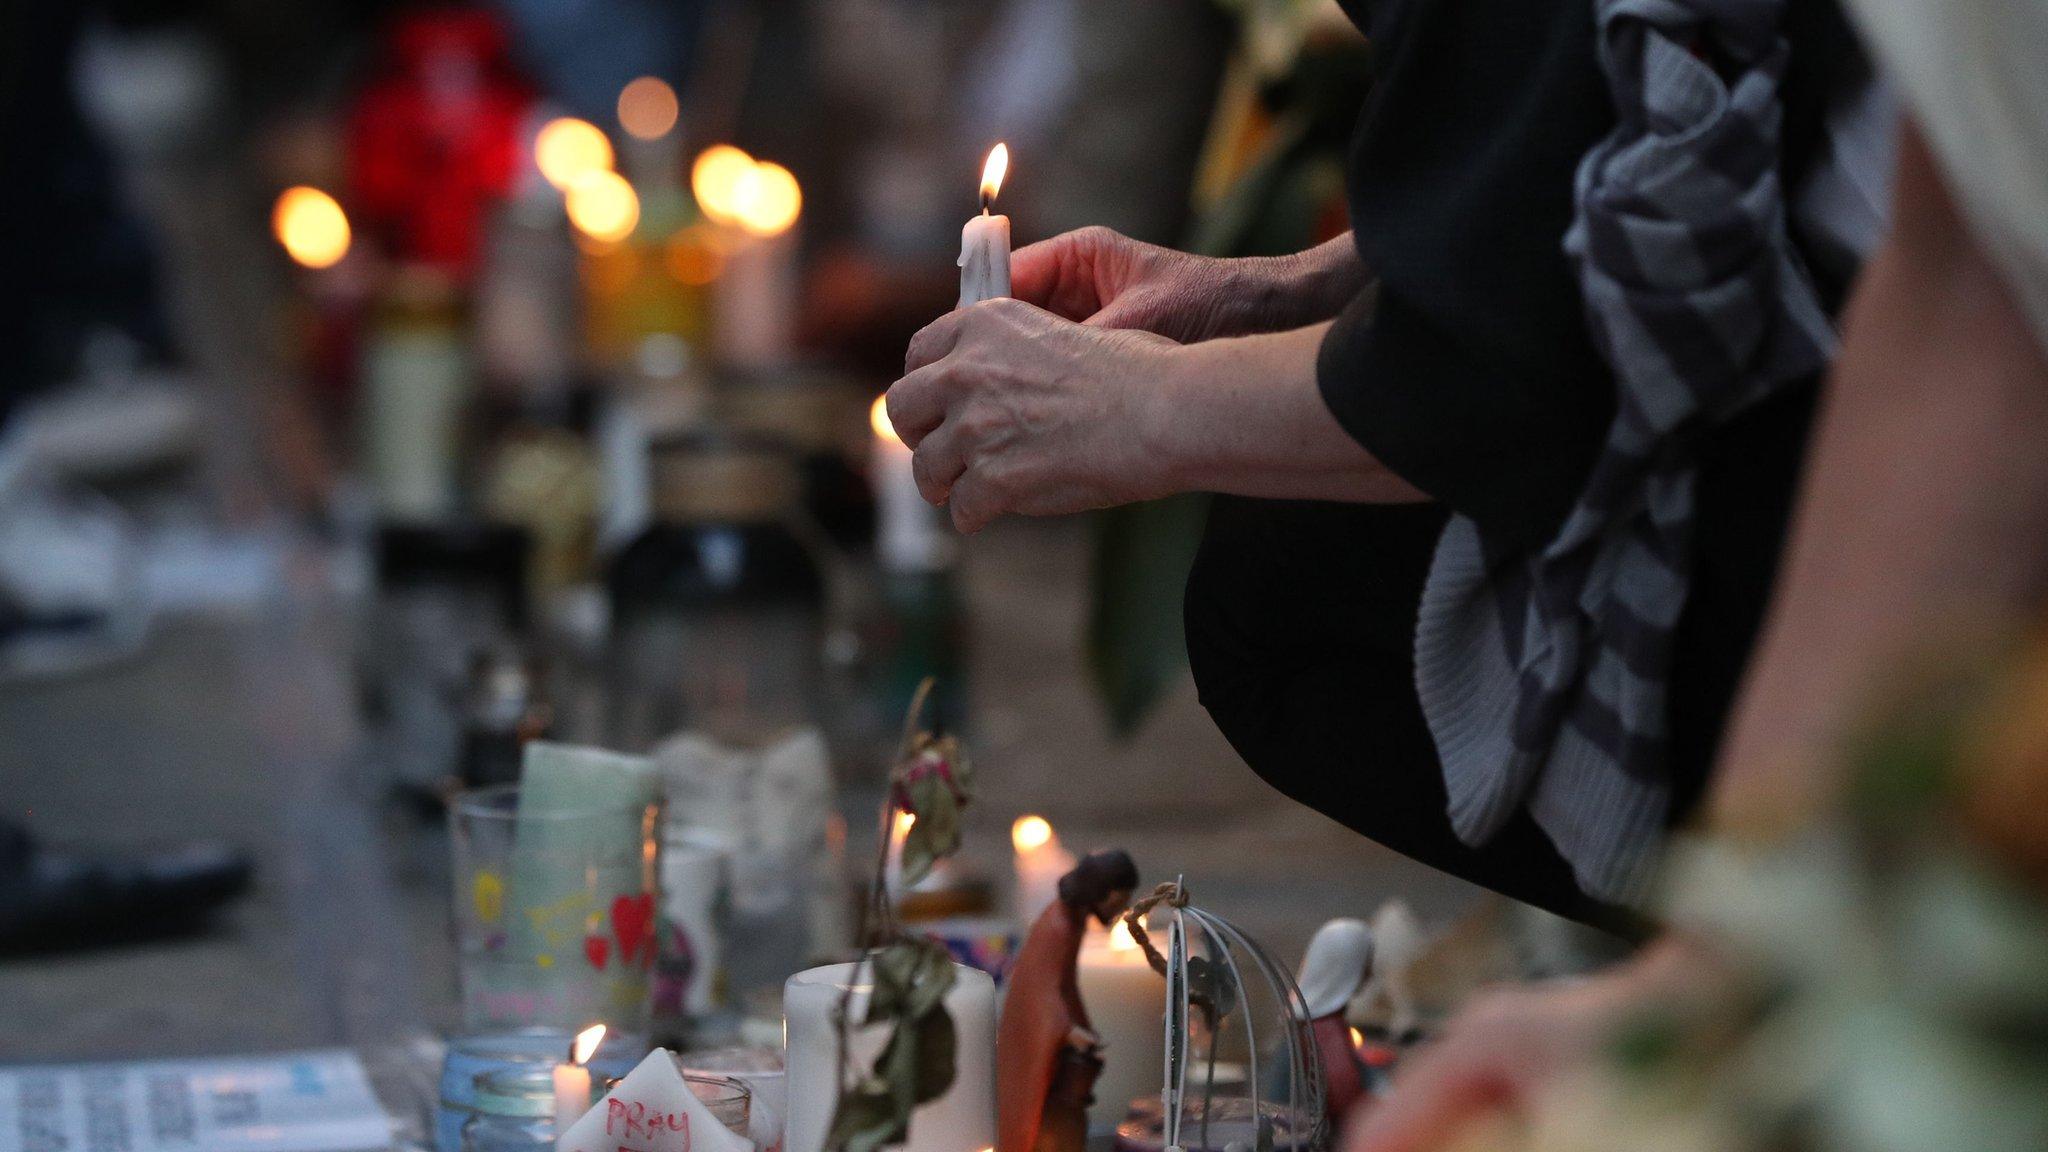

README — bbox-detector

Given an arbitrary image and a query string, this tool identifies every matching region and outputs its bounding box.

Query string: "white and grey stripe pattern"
[1416,0,1839,904]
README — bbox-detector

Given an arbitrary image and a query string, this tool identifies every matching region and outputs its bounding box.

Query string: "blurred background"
[0,0,1561,1076]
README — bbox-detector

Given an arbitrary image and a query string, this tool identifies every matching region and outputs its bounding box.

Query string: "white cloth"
[1843,0,2048,347]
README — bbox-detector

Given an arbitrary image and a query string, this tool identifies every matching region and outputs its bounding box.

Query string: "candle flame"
[1350,1027,1365,1050]
[692,144,754,223]
[893,810,916,839]
[536,117,614,191]
[1108,919,1140,952]
[618,76,678,140]
[272,186,350,269]
[870,395,902,446]
[571,1023,606,1065]
[566,169,640,243]
[979,143,1008,211]
[736,161,802,238]
[1012,815,1053,853]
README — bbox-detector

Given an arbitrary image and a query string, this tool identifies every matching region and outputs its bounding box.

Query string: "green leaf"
[865,938,958,1024]
[906,1009,959,1106]
[825,1084,907,1152]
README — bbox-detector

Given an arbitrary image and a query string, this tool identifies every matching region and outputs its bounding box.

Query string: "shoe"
[0,823,254,954]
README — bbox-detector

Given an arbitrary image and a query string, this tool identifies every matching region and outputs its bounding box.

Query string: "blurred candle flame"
[536,118,614,191]
[692,144,755,224]
[736,161,802,238]
[566,169,639,243]
[1108,919,1140,952]
[1012,815,1053,853]
[1349,1027,1365,1050]
[870,395,902,447]
[272,186,350,269]
[617,76,678,140]
[979,143,1008,211]
[571,1023,606,1065]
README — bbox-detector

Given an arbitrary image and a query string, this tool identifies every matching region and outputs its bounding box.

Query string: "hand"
[887,298,1184,533]
[1343,940,1719,1152]
[1013,227,1365,344]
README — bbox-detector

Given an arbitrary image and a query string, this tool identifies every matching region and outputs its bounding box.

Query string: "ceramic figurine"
[1356,901,1426,1038]
[1295,919,1374,1125]
[996,850,1140,1152]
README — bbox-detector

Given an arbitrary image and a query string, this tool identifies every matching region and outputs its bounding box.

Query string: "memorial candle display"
[554,1024,606,1138]
[1010,815,1075,924]
[783,961,998,1152]
[1076,920,1166,1131]
[958,144,1011,307]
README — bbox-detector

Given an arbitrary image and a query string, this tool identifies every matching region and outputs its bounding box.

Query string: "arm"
[886,306,1422,533]
[1710,122,2048,826]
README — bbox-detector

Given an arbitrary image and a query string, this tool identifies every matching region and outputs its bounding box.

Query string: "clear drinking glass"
[441,785,660,1150]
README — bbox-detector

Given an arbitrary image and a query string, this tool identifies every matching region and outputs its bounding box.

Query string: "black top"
[1187,0,1861,922]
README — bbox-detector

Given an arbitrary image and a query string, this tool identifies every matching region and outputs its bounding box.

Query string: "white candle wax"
[553,1061,593,1140]
[958,213,1011,308]
[1076,923,1165,1132]
[784,961,997,1152]
[872,397,947,572]
[1010,818,1075,926]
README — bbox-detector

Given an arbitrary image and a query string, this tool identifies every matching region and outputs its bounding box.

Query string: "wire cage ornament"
[1123,879,1330,1152]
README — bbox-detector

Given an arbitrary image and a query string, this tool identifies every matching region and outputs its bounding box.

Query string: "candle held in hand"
[959,144,1011,307]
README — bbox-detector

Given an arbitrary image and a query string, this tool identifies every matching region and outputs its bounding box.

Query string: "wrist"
[1139,339,1219,496]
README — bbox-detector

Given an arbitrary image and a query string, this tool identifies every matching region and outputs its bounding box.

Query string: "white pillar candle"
[553,1024,607,1141]
[958,145,1011,308]
[1076,921,1165,1132]
[871,396,948,573]
[784,961,997,1152]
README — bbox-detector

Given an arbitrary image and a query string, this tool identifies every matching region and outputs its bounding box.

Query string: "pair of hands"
[884,227,1353,532]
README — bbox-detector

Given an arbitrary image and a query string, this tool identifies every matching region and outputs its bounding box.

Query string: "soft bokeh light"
[565,169,639,243]
[571,1023,606,1064]
[691,144,755,223]
[665,226,726,286]
[1108,919,1139,951]
[617,76,679,140]
[535,117,614,191]
[272,186,351,269]
[870,395,902,447]
[980,142,1009,207]
[735,160,802,238]
[1012,815,1053,853]
[892,810,916,839]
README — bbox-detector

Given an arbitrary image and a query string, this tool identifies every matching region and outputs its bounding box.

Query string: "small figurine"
[1295,918,1375,1125]
[996,850,1140,1152]
[1355,901,1426,1039]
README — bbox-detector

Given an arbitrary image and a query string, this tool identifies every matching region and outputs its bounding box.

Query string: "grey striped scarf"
[1415,0,1842,904]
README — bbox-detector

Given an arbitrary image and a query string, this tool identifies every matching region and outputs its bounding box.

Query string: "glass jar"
[459,1067,555,1152]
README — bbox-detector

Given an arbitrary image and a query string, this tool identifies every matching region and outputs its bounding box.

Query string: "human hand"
[1012,227,1364,344]
[886,298,1185,533]
[1342,940,1718,1152]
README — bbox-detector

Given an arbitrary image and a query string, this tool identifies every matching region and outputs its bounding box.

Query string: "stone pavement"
[0,516,1485,1067]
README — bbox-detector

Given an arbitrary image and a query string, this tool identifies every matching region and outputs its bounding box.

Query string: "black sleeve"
[1315,286,1616,553]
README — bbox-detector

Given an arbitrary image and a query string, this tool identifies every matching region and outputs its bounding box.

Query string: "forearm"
[1151,322,1427,504]
[1234,234,1372,332]
[1711,127,2048,827]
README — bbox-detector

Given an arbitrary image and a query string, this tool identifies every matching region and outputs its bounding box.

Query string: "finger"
[909,421,968,505]
[1011,226,1122,320]
[885,364,951,449]
[946,471,1003,535]
[1347,1049,1515,1152]
[905,310,968,374]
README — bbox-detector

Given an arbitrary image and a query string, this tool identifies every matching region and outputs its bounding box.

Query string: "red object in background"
[346,7,533,281]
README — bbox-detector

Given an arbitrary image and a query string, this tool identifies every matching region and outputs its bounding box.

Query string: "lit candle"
[958,145,1011,307]
[553,1023,606,1141]
[783,961,998,1152]
[694,144,804,370]
[872,396,948,572]
[1009,815,1075,925]
[1076,920,1165,1132]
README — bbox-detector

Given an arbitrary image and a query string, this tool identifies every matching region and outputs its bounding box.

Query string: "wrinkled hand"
[886,297,1183,533]
[1344,941,1716,1152]
[1013,226,1347,344]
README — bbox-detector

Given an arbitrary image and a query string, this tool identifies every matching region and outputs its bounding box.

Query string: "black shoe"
[0,822,253,955]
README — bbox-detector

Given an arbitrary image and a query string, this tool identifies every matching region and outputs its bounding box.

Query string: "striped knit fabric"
[1416,0,1840,904]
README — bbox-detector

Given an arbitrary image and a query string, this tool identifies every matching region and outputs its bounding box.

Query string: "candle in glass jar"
[959,145,1011,307]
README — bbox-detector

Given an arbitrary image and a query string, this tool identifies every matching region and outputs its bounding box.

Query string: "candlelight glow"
[1012,815,1053,853]
[617,76,679,140]
[735,160,802,238]
[536,117,614,191]
[870,395,902,447]
[566,169,639,243]
[665,226,727,286]
[691,144,755,223]
[1108,919,1140,952]
[571,1023,606,1064]
[893,810,917,839]
[1350,1027,1365,1050]
[979,143,1009,209]
[272,186,350,269]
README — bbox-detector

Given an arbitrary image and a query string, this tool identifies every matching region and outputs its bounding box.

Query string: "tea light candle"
[958,145,1010,307]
